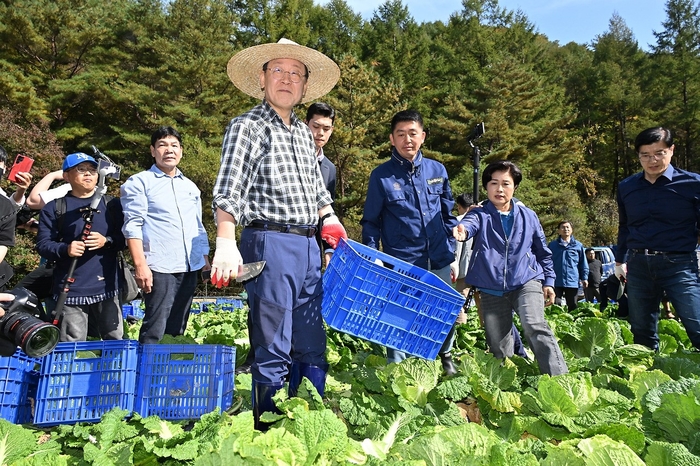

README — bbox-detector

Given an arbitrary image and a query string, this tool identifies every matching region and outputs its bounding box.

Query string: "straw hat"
[227,38,340,104]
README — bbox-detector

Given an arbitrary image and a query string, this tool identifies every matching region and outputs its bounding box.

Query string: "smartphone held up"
[8,154,34,183]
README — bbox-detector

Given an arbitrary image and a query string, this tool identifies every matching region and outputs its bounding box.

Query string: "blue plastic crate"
[190,300,216,314]
[34,340,139,426]
[189,302,202,314]
[215,297,244,312]
[322,239,465,360]
[121,304,132,319]
[122,300,145,320]
[0,349,41,424]
[135,344,235,420]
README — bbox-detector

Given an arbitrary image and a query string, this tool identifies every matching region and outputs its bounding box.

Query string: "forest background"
[0,0,698,283]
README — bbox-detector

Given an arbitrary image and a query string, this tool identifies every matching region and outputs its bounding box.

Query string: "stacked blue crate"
[34,340,139,426]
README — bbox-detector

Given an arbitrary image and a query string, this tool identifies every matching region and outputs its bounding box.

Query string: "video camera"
[467,122,485,143]
[92,145,121,181]
[0,287,59,357]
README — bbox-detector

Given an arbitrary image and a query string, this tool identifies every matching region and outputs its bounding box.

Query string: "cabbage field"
[1,301,699,465]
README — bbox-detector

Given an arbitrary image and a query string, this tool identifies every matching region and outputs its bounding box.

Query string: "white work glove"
[211,237,243,288]
[614,263,627,283]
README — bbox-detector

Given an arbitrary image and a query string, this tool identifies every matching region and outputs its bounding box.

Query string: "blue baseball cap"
[62,153,98,171]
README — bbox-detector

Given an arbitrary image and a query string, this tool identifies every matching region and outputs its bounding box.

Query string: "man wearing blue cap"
[36,153,126,341]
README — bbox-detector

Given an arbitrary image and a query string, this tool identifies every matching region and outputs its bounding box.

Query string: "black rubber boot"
[252,380,284,431]
[235,349,255,375]
[288,361,302,397]
[288,362,328,398]
[440,352,457,376]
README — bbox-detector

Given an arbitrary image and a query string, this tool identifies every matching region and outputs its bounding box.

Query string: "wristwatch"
[104,236,113,247]
[320,212,336,224]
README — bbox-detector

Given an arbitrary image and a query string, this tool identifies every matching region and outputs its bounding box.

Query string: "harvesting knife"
[235,261,266,282]
[617,277,626,300]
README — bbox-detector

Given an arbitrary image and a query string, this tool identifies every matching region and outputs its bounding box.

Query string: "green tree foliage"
[359,0,432,111]
[308,0,364,59]
[651,0,700,172]
[4,0,700,267]
[309,54,401,237]
[0,0,132,127]
[588,14,650,190]
[586,196,619,246]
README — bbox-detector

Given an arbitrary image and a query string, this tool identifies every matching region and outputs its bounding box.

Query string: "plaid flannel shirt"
[213,100,332,226]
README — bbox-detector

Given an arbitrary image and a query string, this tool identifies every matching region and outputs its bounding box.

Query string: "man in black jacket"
[306,102,337,267]
[585,248,602,303]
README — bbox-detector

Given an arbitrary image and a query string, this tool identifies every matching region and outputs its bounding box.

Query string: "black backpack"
[54,194,121,237]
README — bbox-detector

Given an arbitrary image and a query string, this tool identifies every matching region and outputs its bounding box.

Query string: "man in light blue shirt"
[121,126,210,344]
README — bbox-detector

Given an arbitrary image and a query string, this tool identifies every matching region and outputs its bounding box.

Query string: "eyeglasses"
[264,66,307,83]
[73,166,97,175]
[639,149,671,161]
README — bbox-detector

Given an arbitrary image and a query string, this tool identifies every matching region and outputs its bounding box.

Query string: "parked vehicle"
[577,246,615,301]
[591,246,615,281]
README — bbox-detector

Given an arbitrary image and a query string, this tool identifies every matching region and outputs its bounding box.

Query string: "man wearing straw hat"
[211,38,347,430]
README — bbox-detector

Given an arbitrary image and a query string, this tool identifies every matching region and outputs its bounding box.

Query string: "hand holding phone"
[8,155,34,183]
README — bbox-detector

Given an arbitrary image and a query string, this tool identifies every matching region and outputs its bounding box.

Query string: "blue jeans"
[480,280,568,375]
[626,251,700,350]
[386,264,458,364]
[139,271,198,344]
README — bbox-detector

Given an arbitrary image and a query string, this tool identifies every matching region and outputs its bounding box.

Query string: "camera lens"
[2,312,59,358]
[22,324,60,358]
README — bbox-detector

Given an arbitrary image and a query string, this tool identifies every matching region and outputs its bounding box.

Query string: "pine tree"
[650,0,700,171]
[589,13,648,190]
[358,0,432,110]
[308,54,401,231]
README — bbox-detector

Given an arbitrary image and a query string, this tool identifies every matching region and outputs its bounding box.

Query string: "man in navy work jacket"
[211,38,347,431]
[615,126,700,351]
[361,109,459,375]
[306,102,338,267]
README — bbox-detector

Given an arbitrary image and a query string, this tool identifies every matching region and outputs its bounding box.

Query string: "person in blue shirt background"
[361,109,459,375]
[121,126,210,344]
[615,126,700,351]
[549,220,588,311]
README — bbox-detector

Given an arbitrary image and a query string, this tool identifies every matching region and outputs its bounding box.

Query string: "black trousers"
[554,286,579,311]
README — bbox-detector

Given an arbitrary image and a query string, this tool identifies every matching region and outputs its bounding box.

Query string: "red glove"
[321,223,348,249]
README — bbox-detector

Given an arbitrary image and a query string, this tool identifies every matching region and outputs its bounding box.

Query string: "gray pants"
[480,280,568,376]
[59,294,123,342]
[386,264,457,363]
